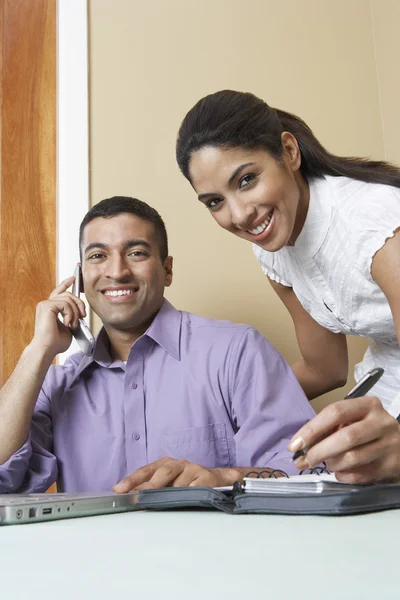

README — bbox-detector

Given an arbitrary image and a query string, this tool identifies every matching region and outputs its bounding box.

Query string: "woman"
[176,90,400,483]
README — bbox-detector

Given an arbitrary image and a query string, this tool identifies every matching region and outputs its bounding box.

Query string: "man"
[0,197,316,494]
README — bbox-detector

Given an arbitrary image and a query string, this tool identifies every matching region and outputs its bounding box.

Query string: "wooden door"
[0,0,56,385]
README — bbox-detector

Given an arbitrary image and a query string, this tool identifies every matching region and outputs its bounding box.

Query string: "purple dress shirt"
[0,300,316,493]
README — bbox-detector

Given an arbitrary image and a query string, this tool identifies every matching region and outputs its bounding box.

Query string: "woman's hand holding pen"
[288,396,400,484]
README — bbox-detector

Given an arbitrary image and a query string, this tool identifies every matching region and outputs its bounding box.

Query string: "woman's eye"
[205,198,222,210]
[239,173,256,189]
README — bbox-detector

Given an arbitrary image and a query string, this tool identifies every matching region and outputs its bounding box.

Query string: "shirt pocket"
[162,423,232,468]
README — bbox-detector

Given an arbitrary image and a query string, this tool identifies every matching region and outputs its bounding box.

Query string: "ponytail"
[176,90,400,188]
[276,108,400,187]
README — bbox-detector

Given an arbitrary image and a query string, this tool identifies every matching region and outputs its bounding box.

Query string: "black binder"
[136,469,400,516]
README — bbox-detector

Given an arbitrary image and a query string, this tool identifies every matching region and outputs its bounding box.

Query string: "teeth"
[248,211,273,235]
[104,289,133,297]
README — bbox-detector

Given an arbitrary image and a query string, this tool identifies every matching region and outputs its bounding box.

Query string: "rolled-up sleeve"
[0,389,58,493]
[230,328,316,475]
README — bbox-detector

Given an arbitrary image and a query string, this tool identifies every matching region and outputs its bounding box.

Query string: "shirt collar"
[290,176,332,257]
[67,299,181,386]
[68,327,119,387]
[143,299,181,361]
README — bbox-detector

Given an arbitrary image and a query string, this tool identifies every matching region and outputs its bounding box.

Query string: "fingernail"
[288,436,304,452]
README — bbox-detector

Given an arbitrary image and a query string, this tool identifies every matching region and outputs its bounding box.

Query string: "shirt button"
[132,432,140,441]
[131,382,138,389]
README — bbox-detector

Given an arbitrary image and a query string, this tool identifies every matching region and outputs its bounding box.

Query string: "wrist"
[24,339,56,367]
[212,467,243,486]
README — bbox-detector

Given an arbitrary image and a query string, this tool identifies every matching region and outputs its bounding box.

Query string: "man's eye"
[205,198,222,210]
[239,173,256,189]
[129,251,148,258]
[88,253,104,260]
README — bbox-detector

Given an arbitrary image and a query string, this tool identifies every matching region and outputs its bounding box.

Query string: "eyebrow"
[197,162,256,201]
[83,239,152,255]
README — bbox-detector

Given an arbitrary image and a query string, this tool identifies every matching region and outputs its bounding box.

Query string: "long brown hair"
[176,90,400,187]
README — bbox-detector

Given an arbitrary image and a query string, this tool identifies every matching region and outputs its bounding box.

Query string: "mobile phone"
[70,264,95,356]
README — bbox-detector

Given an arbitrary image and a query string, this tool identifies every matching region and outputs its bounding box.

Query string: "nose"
[229,197,257,230]
[105,254,131,280]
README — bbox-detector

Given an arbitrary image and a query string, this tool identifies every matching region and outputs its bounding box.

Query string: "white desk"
[1,509,399,600]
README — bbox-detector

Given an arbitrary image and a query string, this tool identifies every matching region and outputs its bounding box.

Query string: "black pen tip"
[291,450,304,462]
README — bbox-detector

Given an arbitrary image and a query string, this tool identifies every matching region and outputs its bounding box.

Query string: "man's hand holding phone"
[32,275,88,360]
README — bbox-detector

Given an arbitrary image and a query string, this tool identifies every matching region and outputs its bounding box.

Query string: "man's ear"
[163,256,173,287]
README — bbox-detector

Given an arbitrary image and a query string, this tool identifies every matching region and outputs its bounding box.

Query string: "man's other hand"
[113,457,241,493]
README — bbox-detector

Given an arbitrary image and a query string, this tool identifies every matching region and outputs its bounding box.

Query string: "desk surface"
[1,508,399,600]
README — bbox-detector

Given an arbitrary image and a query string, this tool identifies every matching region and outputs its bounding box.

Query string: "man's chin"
[96,301,163,336]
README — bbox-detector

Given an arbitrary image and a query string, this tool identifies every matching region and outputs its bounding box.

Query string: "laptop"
[0,491,142,525]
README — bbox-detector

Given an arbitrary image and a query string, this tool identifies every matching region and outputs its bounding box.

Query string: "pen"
[291,367,385,462]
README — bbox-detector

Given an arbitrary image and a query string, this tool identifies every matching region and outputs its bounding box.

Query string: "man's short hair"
[79,196,169,260]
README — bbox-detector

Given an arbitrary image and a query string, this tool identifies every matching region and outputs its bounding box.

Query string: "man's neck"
[103,311,161,361]
[107,330,142,361]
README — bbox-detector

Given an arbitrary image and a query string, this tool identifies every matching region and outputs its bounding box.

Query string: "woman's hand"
[289,396,400,484]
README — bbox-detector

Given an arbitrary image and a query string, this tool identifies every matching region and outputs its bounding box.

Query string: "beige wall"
[88,0,395,412]
[371,0,400,165]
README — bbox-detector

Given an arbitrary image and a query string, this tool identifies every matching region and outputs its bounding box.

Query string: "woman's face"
[188,135,309,251]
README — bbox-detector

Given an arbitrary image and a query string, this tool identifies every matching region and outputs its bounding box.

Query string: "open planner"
[137,469,400,516]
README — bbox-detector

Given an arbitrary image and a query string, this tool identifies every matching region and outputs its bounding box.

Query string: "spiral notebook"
[136,468,400,516]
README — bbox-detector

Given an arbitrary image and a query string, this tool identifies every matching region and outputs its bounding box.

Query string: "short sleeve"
[0,381,58,493]
[351,185,400,281]
[229,327,316,473]
[252,243,292,287]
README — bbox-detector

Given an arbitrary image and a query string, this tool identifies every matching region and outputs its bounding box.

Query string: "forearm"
[291,358,347,400]
[0,342,54,463]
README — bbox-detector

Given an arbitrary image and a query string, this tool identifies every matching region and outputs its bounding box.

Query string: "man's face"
[81,213,172,335]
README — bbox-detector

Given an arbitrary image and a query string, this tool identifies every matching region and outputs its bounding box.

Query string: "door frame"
[57,0,90,361]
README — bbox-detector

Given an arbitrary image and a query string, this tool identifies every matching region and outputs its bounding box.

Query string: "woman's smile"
[246,208,275,241]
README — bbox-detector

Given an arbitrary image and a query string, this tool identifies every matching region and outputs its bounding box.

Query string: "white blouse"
[253,175,400,417]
